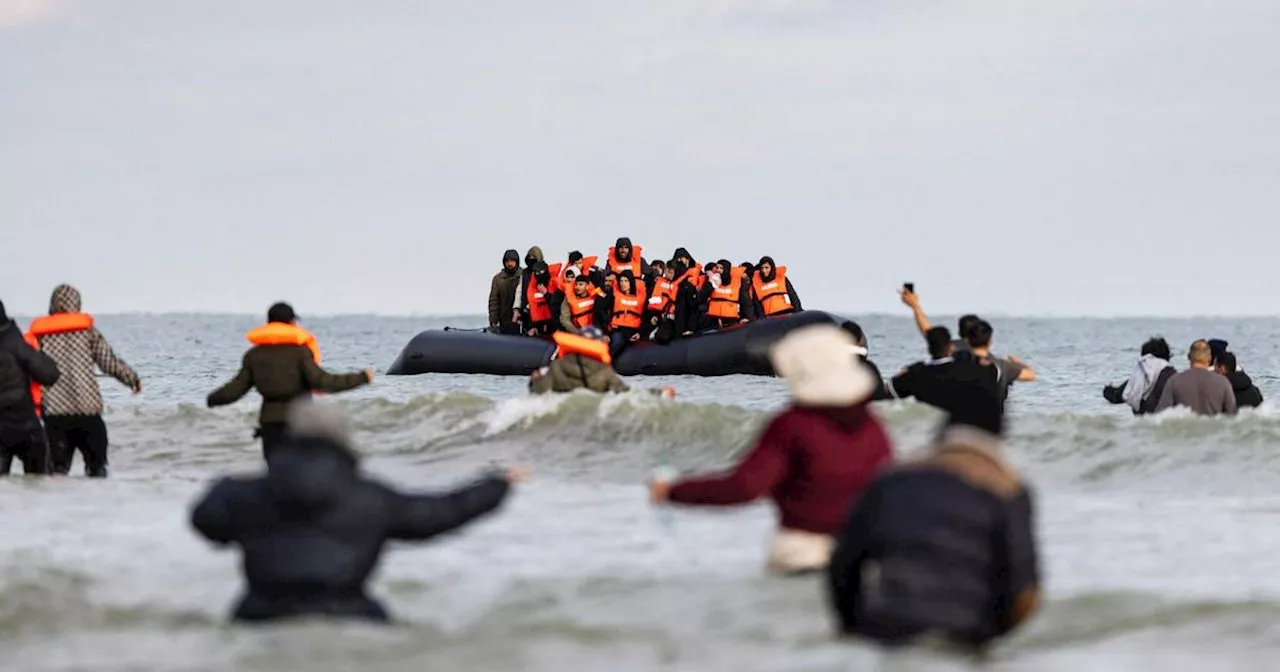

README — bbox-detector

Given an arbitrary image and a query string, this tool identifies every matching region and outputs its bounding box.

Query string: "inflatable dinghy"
[387,310,858,377]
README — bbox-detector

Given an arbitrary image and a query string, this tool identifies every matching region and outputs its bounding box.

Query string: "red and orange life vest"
[648,278,675,316]
[526,280,553,323]
[567,294,597,329]
[246,322,321,363]
[752,266,793,316]
[546,263,565,295]
[552,330,611,364]
[606,245,643,279]
[707,267,747,320]
[24,312,95,414]
[611,287,647,331]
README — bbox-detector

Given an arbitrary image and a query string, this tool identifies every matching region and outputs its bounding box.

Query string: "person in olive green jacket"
[529,327,630,395]
[207,302,373,459]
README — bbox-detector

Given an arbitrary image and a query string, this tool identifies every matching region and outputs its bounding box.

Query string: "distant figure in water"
[190,400,524,624]
[1103,336,1177,416]
[530,326,630,394]
[1215,352,1263,409]
[1154,340,1236,416]
[827,388,1041,650]
[649,324,893,574]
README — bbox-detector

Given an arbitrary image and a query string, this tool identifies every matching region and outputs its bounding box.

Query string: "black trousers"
[45,414,108,477]
[256,422,289,461]
[0,418,51,476]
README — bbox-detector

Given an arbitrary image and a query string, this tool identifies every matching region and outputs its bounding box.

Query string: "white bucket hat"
[770,324,876,406]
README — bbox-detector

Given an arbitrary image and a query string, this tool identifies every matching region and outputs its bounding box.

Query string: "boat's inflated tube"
[387,311,856,377]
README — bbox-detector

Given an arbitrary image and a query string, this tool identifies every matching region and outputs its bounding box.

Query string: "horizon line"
[7,310,1280,321]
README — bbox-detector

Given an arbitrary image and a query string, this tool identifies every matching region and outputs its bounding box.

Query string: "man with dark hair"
[827,386,1040,649]
[0,299,60,475]
[882,327,999,411]
[1215,352,1263,409]
[899,287,979,353]
[1103,337,1177,415]
[488,250,522,334]
[964,320,1035,408]
[1154,340,1236,416]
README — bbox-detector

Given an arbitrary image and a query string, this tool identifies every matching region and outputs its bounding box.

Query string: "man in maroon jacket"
[648,324,894,574]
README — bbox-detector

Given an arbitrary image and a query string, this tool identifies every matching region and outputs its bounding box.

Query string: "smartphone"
[904,282,915,293]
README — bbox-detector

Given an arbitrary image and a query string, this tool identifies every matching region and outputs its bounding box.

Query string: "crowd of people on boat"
[488,238,802,356]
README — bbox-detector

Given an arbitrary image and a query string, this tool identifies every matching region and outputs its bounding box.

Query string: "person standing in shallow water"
[0,299,60,475]
[649,324,893,574]
[190,400,525,624]
[207,302,373,459]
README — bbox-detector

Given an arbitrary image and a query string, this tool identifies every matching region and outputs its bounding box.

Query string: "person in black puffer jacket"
[1215,352,1263,409]
[0,300,60,475]
[190,399,524,623]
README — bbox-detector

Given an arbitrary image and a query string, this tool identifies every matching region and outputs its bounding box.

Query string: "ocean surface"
[3,312,1280,671]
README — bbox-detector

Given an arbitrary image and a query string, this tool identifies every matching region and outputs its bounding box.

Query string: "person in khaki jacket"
[529,326,628,395]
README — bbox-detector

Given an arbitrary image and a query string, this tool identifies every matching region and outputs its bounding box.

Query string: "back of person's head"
[1139,337,1171,361]
[965,320,994,349]
[958,314,981,340]
[1217,351,1238,372]
[267,301,296,324]
[926,326,954,359]
[1188,340,1212,365]
[769,324,875,407]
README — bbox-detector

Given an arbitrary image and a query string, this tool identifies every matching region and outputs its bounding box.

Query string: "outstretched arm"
[301,356,371,394]
[385,473,512,540]
[207,361,253,407]
[91,329,140,391]
[667,418,788,505]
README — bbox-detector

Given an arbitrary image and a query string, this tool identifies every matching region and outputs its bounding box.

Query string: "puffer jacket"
[0,318,60,420]
[32,284,139,417]
[528,354,629,394]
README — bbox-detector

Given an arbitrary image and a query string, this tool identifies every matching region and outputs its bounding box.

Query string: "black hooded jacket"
[753,256,802,315]
[190,436,511,622]
[609,237,651,278]
[1226,371,1264,408]
[0,305,61,425]
[488,249,522,329]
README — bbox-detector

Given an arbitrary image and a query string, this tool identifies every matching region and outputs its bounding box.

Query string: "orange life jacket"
[25,313,95,414]
[707,267,746,320]
[525,280,553,323]
[246,322,321,363]
[546,263,565,295]
[567,294,597,329]
[611,287,647,331]
[607,245,643,278]
[648,278,675,316]
[560,255,599,283]
[752,266,793,316]
[552,330,611,364]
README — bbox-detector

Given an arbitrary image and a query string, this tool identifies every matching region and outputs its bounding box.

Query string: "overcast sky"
[2,0,1277,317]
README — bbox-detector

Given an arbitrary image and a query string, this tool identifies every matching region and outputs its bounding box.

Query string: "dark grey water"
[4,312,1280,671]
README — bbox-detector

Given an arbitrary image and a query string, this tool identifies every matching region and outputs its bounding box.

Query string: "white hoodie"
[1122,354,1171,412]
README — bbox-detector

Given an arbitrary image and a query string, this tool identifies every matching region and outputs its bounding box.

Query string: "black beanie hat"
[267,302,297,323]
[503,249,519,263]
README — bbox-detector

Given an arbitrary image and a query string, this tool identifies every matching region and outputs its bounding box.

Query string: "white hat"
[770,324,876,406]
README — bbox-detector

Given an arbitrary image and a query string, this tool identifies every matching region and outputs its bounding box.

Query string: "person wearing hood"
[697,259,754,330]
[522,261,555,337]
[645,261,681,344]
[649,325,893,574]
[670,258,704,337]
[25,284,140,478]
[0,299,60,475]
[530,326,630,394]
[207,302,373,458]
[190,399,524,623]
[827,389,1041,650]
[1103,337,1178,415]
[751,256,802,318]
[1216,352,1263,408]
[604,237,650,285]
[488,249,522,334]
[518,246,545,328]
[604,270,647,357]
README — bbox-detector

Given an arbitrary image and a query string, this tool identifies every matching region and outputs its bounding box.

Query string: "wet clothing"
[668,405,893,537]
[1103,355,1177,415]
[1225,370,1263,408]
[1154,367,1237,416]
[488,250,522,334]
[31,285,139,417]
[190,435,512,623]
[529,354,629,394]
[45,413,109,477]
[828,426,1040,648]
[207,336,369,426]
[0,316,59,475]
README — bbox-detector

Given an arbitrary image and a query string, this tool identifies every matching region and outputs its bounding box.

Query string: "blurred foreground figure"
[826,391,1041,649]
[650,324,893,574]
[190,400,523,623]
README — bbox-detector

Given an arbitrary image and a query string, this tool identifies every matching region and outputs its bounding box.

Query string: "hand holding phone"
[904,282,915,294]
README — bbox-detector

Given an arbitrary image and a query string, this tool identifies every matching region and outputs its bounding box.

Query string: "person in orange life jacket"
[698,259,755,330]
[0,299,60,476]
[605,270,647,357]
[207,302,373,459]
[646,262,681,344]
[604,237,650,284]
[517,246,545,328]
[753,256,803,318]
[29,283,141,478]
[522,262,555,337]
[558,272,599,333]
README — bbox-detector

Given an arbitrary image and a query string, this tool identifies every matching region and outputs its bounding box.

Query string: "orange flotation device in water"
[552,331,611,365]
[246,322,321,363]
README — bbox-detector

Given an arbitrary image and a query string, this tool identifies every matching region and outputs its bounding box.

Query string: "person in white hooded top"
[1102,336,1177,416]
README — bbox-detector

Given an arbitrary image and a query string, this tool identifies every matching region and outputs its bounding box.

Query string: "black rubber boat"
[386,310,858,377]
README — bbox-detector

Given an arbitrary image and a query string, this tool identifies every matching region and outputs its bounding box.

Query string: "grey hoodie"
[33,284,140,416]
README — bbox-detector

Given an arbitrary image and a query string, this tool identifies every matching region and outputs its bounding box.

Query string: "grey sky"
[2,0,1277,317]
